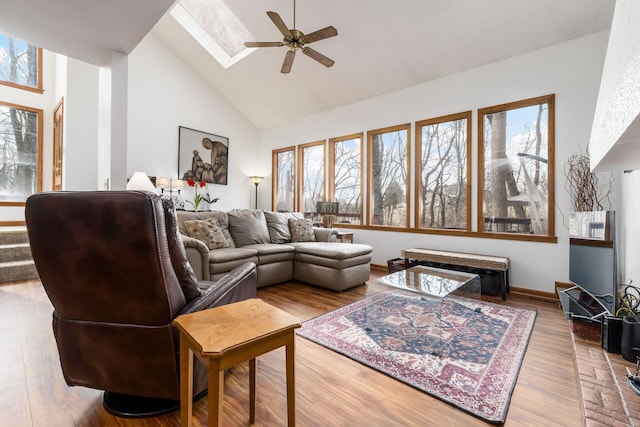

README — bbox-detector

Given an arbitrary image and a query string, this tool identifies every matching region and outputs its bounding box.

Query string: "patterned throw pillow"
[184,217,230,249]
[288,218,316,242]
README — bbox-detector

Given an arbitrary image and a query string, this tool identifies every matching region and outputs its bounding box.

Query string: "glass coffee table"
[366,265,481,355]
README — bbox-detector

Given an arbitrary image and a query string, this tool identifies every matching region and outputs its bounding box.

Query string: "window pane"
[299,142,325,217]
[0,34,40,89]
[417,113,470,230]
[0,103,41,201]
[332,135,362,225]
[369,125,409,227]
[273,147,295,211]
[480,96,553,235]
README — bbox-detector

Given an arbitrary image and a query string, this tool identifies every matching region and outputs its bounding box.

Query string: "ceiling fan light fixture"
[244,0,337,73]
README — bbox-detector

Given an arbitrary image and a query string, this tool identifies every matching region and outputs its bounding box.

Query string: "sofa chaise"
[176,209,373,291]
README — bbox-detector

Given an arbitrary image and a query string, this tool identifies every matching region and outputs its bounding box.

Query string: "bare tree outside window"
[478,95,555,237]
[368,124,410,227]
[329,134,362,225]
[416,112,471,231]
[272,146,296,212]
[0,34,42,92]
[298,141,325,217]
[0,102,43,202]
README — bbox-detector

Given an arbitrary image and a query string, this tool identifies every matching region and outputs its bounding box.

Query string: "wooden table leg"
[249,358,256,424]
[208,359,224,427]
[179,336,193,427]
[285,334,296,427]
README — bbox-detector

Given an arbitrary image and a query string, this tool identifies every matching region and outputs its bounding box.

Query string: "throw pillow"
[288,218,316,242]
[184,217,229,249]
[264,211,304,243]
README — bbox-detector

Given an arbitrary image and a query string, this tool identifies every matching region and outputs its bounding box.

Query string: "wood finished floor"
[1,274,583,427]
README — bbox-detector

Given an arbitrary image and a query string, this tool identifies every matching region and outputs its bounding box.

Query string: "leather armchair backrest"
[26,191,187,325]
[161,199,201,303]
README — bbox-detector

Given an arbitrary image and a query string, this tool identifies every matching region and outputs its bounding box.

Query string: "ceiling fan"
[244,0,338,74]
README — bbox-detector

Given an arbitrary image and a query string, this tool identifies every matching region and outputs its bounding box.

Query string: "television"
[564,211,617,319]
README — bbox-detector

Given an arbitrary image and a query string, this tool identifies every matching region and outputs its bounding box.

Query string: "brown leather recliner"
[25,190,257,417]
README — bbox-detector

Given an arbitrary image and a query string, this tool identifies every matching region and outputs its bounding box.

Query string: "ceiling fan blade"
[245,41,285,48]
[267,11,292,38]
[281,50,296,74]
[302,47,334,68]
[303,26,338,44]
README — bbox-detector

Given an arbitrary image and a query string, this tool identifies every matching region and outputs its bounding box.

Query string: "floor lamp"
[249,176,264,209]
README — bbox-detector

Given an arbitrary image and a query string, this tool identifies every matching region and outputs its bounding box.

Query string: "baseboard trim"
[371,263,388,272]
[0,221,26,227]
[509,286,559,303]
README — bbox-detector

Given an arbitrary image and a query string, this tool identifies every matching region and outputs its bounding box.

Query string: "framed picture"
[178,126,228,185]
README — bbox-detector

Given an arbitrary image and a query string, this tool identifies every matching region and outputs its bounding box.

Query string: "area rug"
[296,290,536,424]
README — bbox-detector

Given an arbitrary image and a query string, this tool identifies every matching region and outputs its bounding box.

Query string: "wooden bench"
[401,248,510,300]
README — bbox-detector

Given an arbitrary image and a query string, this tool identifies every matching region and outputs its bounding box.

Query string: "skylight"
[172,0,255,68]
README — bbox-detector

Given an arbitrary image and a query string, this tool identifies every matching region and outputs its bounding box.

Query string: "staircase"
[0,228,39,284]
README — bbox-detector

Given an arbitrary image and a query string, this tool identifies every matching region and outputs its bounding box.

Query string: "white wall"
[63,57,100,191]
[127,33,261,210]
[259,31,612,293]
[621,171,640,286]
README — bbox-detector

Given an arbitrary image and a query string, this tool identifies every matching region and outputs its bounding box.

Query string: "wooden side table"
[336,232,354,243]
[172,299,302,427]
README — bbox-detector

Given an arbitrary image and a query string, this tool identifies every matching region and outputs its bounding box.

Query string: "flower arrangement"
[186,179,219,211]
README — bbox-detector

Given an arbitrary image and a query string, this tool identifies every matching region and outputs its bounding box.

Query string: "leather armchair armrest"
[181,234,211,281]
[313,227,338,242]
[178,262,257,315]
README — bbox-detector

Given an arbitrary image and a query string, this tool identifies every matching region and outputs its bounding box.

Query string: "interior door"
[52,97,63,191]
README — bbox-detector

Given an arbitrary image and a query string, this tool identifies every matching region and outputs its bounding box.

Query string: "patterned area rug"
[297,290,536,424]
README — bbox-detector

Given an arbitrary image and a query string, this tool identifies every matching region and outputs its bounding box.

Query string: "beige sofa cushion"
[227,209,270,247]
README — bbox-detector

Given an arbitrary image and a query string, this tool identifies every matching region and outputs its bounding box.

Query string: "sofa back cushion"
[264,211,304,243]
[227,209,270,247]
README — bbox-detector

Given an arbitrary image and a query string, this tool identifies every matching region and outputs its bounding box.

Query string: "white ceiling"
[0,0,615,130]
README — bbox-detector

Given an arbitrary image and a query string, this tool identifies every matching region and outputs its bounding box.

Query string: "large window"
[329,133,363,225]
[367,124,410,227]
[478,95,555,238]
[415,112,471,231]
[0,34,43,93]
[0,101,43,203]
[272,146,296,212]
[297,141,325,216]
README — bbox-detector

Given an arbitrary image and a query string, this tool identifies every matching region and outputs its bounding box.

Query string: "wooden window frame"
[0,100,44,205]
[328,133,364,226]
[477,94,556,243]
[297,140,326,215]
[366,123,411,229]
[414,111,472,235]
[0,38,44,94]
[271,145,297,212]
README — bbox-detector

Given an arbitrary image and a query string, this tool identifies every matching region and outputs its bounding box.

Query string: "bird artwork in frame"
[178,126,228,185]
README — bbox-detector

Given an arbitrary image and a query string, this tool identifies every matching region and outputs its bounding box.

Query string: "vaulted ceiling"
[0,0,615,130]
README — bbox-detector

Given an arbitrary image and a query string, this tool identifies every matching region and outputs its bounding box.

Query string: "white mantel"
[589,0,640,172]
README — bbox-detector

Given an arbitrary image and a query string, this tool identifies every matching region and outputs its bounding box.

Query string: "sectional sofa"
[176,209,373,291]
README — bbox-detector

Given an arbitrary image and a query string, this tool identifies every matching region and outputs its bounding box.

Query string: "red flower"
[187,178,196,187]
[198,180,206,188]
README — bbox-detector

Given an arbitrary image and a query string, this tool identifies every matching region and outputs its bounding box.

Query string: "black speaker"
[622,315,640,361]
[601,316,623,353]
